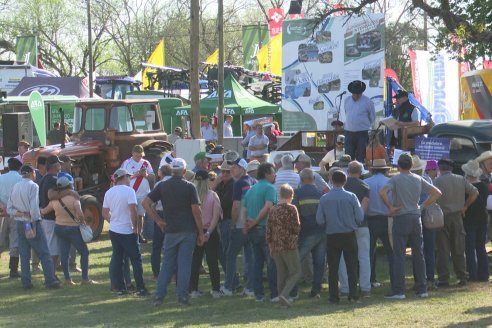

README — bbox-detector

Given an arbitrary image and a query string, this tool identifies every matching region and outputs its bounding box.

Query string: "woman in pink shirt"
[189,170,222,298]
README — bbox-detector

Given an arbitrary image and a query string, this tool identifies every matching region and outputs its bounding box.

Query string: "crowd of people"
[1,135,491,308]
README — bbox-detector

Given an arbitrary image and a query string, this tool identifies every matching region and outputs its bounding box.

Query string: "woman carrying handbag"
[41,174,97,286]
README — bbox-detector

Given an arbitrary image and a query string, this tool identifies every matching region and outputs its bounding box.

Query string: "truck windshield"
[131,103,160,132]
[109,106,133,132]
[72,106,105,132]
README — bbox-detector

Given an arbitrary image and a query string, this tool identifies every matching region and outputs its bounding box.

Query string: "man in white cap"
[344,80,375,162]
[103,168,148,297]
[319,135,346,171]
[143,158,204,306]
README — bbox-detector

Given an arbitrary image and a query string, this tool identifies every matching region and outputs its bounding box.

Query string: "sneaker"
[139,234,148,244]
[135,289,149,297]
[279,295,292,307]
[242,288,255,297]
[270,296,279,303]
[69,266,82,273]
[220,286,233,296]
[384,293,405,300]
[361,291,371,298]
[190,290,203,298]
[116,289,129,296]
[210,290,223,298]
[371,281,382,288]
[255,296,264,302]
[153,297,164,307]
[82,279,99,285]
[416,292,429,298]
[65,280,76,286]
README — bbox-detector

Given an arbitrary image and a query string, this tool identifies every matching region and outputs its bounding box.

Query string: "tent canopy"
[173,74,280,117]
[9,77,93,98]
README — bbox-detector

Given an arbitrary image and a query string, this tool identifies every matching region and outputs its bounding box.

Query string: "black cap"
[393,90,408,99]
[438,158,454,166]
[194,170,209,181]
[20,165,34,175]
[46,155,62,167]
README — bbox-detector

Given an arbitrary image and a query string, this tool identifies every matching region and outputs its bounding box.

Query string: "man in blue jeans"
[143,158,204,306]
[103,168,148,297]
[292,168,326,299]
[8,165,59,290]
[243,162,278,302]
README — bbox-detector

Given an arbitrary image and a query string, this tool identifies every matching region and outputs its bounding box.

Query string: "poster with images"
[281,14,385,131]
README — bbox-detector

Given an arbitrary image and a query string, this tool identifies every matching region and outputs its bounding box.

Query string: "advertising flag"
[28,91,46,146]
[269,8,284,37]
[143,39,165,90]
[257,33,283,76]
[16,36,38,66]
[205,49,219,65]
[242,25,269,70]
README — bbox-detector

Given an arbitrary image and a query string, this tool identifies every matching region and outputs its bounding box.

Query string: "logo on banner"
[268,8,284,37]
[20,85,60,96]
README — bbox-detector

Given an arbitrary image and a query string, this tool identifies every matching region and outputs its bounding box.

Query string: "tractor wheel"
[80,195,104,240]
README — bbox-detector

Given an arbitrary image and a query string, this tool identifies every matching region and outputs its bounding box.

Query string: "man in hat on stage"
[344,80,375,163]
[392,90,419,148]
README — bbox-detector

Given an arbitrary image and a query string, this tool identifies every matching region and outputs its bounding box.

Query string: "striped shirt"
[274,169,300,196]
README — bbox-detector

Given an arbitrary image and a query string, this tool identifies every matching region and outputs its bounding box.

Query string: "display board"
[281,14,385,131]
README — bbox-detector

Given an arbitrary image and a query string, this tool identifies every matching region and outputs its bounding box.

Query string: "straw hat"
[461,160,482,178]
[369,159,390,170]
[410,155,426,171]
[475,151,492,163]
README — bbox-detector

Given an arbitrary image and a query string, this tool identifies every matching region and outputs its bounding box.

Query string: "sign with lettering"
[28,91,46,146]
[415,136,451,160]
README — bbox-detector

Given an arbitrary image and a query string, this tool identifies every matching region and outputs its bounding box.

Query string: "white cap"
[171,158,187,170]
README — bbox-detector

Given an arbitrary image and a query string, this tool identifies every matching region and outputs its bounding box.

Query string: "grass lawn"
[1,225,492,328]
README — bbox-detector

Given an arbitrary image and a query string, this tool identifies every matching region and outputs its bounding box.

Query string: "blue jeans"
[16,221,57,288]
[293,232,326,295]
[464,223,490,281]
[392,214,426,295]
[143,213,154,240]
[54,224,89,281]
[225,228,253,291]
[218,219,232,274]
[249,226,277,299]
[345,130,368,163]
[155,232,197,301]
[367,215,394,285]
[151,212,166,278]
[422,225,436,282]
[109,231,145,290]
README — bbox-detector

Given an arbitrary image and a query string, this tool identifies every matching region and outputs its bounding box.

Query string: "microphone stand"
[332,92,345,165]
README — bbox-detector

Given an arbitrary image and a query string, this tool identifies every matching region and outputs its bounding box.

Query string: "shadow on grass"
[446,306,492,327]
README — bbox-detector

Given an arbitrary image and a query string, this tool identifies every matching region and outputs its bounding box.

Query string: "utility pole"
[217,0,224,145]
[190,0,201,139]
[87,0,94,97]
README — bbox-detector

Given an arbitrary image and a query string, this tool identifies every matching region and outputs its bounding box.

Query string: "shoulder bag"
[59,198,93,243]
[422,203,444,229]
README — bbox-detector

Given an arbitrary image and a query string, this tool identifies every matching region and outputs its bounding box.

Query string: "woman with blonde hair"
[189,170,223,298]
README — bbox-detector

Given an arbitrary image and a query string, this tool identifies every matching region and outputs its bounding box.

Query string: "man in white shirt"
[319,135,346,171]
[201,118,217,142]
[120,144,155,243]
[248,123,269,160]
[224,115,234,138]
[103,168,148,296]
[274,154,300,196]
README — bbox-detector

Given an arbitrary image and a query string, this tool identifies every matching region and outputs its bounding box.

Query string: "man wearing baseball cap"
[392,90,419,148]
[143,158,205,306]
[380,153,441,299]
[192,152,212,173]
[103,168,148,296]
[344,80,375,162]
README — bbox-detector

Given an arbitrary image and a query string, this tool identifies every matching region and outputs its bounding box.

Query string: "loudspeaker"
[2,112,33,154]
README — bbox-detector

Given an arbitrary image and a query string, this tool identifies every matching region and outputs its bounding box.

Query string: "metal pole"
[217,0,224,145]
[87,0,94,98]
[190,0,201,139]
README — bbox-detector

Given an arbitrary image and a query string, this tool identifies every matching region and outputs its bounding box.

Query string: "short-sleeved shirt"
[434,172,478,214]
[215,179,234,219]
[39,173,58,221]
[243,179,277,226]
[248,134,269,157]
[322,148,345,166]
[103,185,138,234]
[274,169,300,195]
[384,172,433,216]
[232,175,256,228]
[147,176,200,233]
[121,157,154,198]
[365,173,390,216]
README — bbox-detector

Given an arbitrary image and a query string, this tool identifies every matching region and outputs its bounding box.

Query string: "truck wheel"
[80,195,104,240]
[145,148,164,173]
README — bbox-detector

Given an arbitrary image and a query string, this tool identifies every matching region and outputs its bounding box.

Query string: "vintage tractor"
[22,99,172,239]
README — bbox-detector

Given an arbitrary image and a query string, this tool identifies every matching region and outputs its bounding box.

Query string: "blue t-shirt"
[243,179,277,226]
[147,176,200,233]
[232,175,257,202]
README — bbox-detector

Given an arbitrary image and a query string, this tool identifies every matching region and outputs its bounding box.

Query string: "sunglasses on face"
[221,170,231,174]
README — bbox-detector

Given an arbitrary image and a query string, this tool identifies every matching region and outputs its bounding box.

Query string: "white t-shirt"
[103,185,138,234]
[322,148,345,166]
[121,157,154,198]
[224,121,233,137]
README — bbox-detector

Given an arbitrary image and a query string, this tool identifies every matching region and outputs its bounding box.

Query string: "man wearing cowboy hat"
[344,80,376,163]
[392,90,419,148]
[433,158,478,288]
[365,159,393,289]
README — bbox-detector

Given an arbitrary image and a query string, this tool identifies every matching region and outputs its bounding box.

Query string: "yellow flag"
[205,49,219,65]
[257,33,282,76]
[143,39,165,90]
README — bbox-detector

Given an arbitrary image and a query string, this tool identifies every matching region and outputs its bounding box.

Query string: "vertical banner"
[16,36,38,66]
[142,39,165,90]
[257,33,282,76]
[28,91,46,146]
[268,8,284,37]
[281,14,385,131]
[242,25,269,70]
[409,50,459,123]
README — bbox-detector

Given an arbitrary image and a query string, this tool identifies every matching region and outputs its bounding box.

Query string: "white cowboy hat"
[475,151,492,163]
[461,160,482,178]
[410,155,426,171]
[369,159,390,169]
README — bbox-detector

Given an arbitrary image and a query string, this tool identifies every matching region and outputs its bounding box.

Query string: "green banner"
[242,25,269,70]
[16,36,38,66]
[28,91,46,146]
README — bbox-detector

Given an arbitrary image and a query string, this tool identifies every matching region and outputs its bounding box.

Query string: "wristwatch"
[205,231,211,238]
